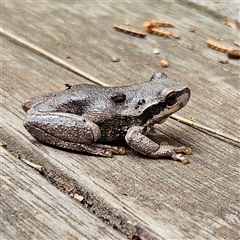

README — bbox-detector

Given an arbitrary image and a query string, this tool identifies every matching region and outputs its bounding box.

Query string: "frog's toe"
[98,144,126,155]
[181,157,190,165]
[184,147,192,155]
[106,146,126,155]
[172,153,190,164]
[173,146,192,155]
[104,147,125,157]
[118,146,126,155]
[104,150,113,158]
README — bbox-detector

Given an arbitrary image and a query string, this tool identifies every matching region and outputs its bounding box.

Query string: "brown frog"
[23,73,192,163]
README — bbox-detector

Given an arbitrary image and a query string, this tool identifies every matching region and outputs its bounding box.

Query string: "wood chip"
[143,20,174,37]
[189,26,196,32]
[170,32,181,39]
[218,59,229,64]
[227,49,240,59]
[224,20,237,30]
[143,20,174,31]
[153,49,160,54]
[73,193,84,202]
[21,158,44,173]
[111,56,121,62]
[233,41,240,47]
[206,39,232,53]
[160,59,169,67]
[149,27,171,37]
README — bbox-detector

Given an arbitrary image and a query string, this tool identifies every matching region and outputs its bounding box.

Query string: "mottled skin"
[23,73,192,163]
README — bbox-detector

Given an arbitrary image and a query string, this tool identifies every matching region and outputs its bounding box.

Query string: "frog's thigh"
[125,126,191,163]
[24,112,126,157]
[24,112,101,145]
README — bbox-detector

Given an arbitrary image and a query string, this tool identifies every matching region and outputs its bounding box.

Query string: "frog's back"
[27,84,102,114]
[25,72,179,117]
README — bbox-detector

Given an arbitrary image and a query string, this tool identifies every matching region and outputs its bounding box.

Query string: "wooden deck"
[1,1,239,239]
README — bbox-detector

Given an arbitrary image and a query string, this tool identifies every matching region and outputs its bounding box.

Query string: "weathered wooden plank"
[188,0,240,22]
[1,1,239,133]
[1,147,125,240]
[1,36,153,239]
[1,1,240,240]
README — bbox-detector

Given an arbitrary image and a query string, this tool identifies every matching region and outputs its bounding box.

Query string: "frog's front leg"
[24,112,125,157]
[125,126,192,164]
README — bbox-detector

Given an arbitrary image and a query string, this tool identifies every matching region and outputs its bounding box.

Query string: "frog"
[22,72,192,163]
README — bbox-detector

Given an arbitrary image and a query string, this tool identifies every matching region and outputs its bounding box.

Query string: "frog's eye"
[166,91,177,106]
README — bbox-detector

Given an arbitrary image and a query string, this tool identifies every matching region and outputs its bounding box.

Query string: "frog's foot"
[173,146,192,164]
[126,126,192,164]
[153,145,192,164]
[92,144,126,156]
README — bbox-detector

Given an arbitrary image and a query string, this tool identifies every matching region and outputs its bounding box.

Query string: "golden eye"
[166,91,177,106]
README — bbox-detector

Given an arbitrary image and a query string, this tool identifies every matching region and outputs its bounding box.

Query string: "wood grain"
[1,1,240,239]
[1,148,125,240]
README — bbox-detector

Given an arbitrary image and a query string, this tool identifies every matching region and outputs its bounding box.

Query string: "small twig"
[20,158,44,173]
[234,41,240,47]
[170,115,240,143]
[113,24,146,38]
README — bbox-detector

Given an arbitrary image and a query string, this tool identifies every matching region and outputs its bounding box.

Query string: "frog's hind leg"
[24,112,125,157]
